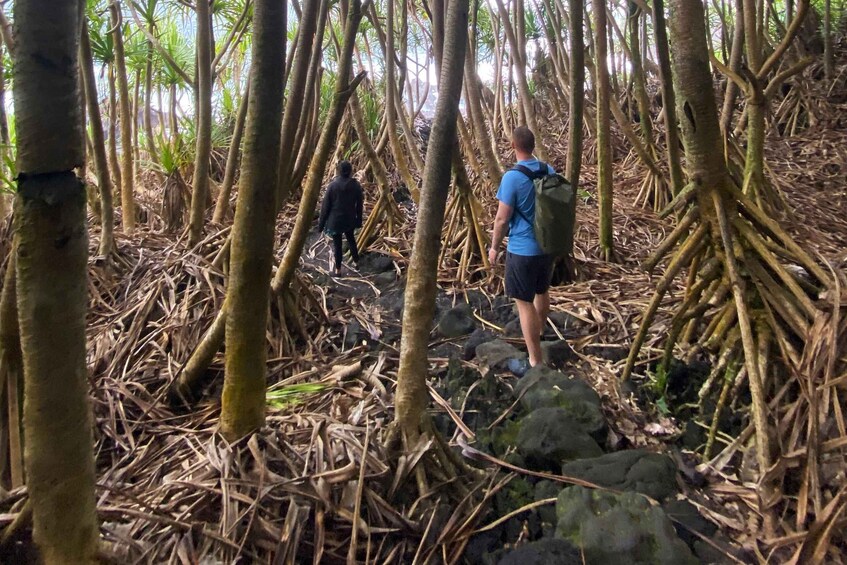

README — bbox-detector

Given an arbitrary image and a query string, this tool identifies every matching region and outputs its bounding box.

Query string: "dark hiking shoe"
[508,357,532,377]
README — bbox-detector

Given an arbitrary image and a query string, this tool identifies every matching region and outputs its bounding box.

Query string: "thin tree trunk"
[108,65,123,199]
[386,0,419,199]
[213,79,250,224]
[276,0,321,204]
[720,0,744,135]
[395,0,468,439]
[0,45,10,220]
[12,0,98,559]
[220,0,287,441]
[653,0,685,194]
[188,0,214,245]
[628,2,654,146]
[144,24,161,178]
[81,23,115,255]
[823,0,833,79]
[111,0,136,233]
[464,51,502,186]
[493,0,548,160]
[593,0,615,261]
[566,0,584,187]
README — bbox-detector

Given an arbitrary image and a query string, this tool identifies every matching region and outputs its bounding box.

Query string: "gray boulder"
[476,340,525,372]
[560,450,679,501]
[516,407,604,471]
[497,539,582,565]
[556,487,698,565]
[514,367,606,440]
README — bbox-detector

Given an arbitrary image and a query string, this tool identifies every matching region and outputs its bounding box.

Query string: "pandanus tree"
[592,0,615,261]
[187,0,214,245]
[13,0,99,559]
[219,0,286,440]
[393,0,470,490]
[111,0,138,233]
[622,0,831,534]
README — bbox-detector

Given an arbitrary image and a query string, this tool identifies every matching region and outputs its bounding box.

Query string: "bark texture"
[395,0,469,436]
[220,0,287,440]
[13,0,99,560]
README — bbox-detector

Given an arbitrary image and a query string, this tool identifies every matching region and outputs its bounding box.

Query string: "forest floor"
[2,72,847,564]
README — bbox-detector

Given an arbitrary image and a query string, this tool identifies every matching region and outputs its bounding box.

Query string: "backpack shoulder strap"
[511,164,538,179]
[511,162,548,180]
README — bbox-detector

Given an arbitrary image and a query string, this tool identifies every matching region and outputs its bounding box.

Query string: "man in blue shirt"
[488,127,554,373]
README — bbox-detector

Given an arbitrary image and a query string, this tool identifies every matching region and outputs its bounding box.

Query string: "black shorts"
[505,252,554,302]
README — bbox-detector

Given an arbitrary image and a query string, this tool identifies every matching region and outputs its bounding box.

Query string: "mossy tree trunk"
[12,0,99,560]
[395,0,468,447]
[220,0,287,440]
[592,0,615,261]
[188,0,213,246]
[81,23,115,255]
[111,0,136,233]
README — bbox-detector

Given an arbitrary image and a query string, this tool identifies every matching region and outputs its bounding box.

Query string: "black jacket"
[318,175,364,234]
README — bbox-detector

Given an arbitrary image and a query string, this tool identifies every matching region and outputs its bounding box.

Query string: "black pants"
[332,230,359,269]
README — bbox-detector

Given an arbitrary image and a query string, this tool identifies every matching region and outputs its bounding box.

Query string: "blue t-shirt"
[496,158,555,256]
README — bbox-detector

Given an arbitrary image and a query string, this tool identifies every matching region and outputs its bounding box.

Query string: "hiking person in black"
[318,161,364,275]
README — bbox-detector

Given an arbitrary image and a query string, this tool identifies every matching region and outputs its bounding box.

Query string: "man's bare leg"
[515,299,543,366]
[534,291,550,336]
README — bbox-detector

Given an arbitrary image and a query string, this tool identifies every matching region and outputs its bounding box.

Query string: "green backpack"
[512,162,576,257]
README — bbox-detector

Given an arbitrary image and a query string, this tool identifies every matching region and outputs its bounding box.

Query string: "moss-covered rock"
[555,487,698,565]
[560,449,679,501]
[516,408,604,471]
[514,367,606,441]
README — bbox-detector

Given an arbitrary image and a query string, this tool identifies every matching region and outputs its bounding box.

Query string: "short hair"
[338,160,353,177]
[512,126,535,154]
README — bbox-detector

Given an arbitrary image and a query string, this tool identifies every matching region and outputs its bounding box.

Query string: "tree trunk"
[593,0,615,261]
[188,0,214,245]
[220,0,287,441]
[823,0,832,80]
[276,0,321,204]
[385,0,419,199]
[81,23,115,255]
[628,2,654,147]
[213,79,250,224]
[650,0,683,196]
[144,24,161,178]
[111,0,136,233]
[272,1,365,295]
[108,65,123,201]
[566,0,584,188]
[395,0,468,439]
[0,45,10,221]
[12,0,98,560]
[719,0,744,135]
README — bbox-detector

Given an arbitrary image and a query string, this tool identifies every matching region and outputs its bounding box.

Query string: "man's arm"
[489,200,512,263]
[318,185,333,232]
